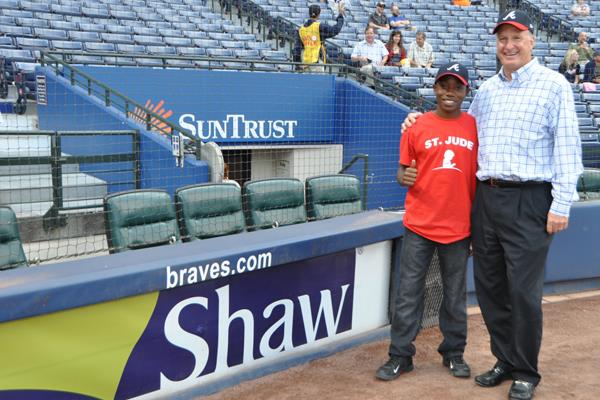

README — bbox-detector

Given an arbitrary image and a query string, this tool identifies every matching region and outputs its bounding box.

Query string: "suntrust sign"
[115,250,355,399]
[179,114,299,141]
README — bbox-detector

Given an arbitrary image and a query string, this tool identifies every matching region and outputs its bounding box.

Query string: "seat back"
[104,189,180,253]
[0,206,27,270]
[243,178,306,230]
[306,174,362,220]
[577,168,600,200]
[175,183,245,240]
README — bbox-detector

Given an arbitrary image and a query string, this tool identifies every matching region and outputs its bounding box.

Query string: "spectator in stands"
[401,11,583,400]
[568,32,594,64]
[388,4,412,31]
[293,3,345,70]
[583,51,600,83]
[559,49,581,83]
[385,30,407,66]
[408,31,434,68]
[452,0,471,6]
[368,1,390,31]
[571,0,590,17]
[375,62,477,383]
[351,26,389,81]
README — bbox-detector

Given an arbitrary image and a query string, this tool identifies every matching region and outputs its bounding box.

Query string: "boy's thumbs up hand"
[402,159,418,186]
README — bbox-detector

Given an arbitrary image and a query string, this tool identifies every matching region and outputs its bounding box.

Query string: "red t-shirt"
[399,111,478,243]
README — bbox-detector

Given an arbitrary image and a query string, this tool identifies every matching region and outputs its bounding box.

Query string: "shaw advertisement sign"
[0,245,396,400]
[78,67,337,144]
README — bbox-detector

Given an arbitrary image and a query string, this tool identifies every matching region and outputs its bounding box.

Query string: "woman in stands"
[385,31,407,67]
[559,49,581,84]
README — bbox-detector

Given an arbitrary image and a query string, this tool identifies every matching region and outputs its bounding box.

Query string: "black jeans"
[389,228,469,359]
[472,182,553,385]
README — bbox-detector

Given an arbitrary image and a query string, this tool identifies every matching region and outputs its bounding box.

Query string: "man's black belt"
[480,178,549,188]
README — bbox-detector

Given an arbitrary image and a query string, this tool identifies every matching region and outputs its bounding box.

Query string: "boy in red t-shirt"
[376,62,478,381]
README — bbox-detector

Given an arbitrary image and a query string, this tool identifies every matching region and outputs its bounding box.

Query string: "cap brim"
[435,72,469,87]
[492,21,530,33]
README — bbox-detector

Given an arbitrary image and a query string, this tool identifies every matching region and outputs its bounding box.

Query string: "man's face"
[365,28,375,43]
[496,24,534,75]
[391,5,399,16]
[578,32,587,44]
[595,55,600,65]
[416,34,425,47]
[376,4,384,14]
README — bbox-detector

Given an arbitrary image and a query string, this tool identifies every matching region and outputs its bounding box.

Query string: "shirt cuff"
[549,199,572,218]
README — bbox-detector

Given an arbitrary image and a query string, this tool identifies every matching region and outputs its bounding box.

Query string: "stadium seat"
[243,178,307,230]
[175,183,245,240]
[577,169,600,200]
[0,206,28,270]
[305,174,363,220]
[104,189,181,254]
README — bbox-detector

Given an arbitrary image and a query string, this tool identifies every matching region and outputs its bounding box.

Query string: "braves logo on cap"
[502,10,517,21]
[447,63,460,72]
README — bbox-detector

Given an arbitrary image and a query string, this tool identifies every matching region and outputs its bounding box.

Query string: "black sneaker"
[443,355,471,378]
[375,356,414,381]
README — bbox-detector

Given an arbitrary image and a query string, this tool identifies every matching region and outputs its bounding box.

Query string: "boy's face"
[433,75,468,115]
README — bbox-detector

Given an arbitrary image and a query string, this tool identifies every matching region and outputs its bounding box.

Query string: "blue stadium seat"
[178,47,206,56]
[234,49,261,59]
[106,24,134,34]
[208,32,232,41]
[135,57,165,67]
[193,39,220,48]
[393,75,421,91]
[166,59,194,67]
[171,22,197,31]
[164,37,193,47]
[110,10,138,20]
[116,43,146,54]
[220,40,245,49]
[132,26,159,36]
[51,40,83,51]
[84,42,117,52]
[2,9,34,18]
[261,50,287,60]
[50,4,82,16]
[0,25,34,37]
[77,23,106,33]
[0,36,13,48]
[0,48,36,63]
[15,37,50,50]
[184,31,208,39]
[82,6,110,18]
[146,46,177,56]
[19,0,49,12]
[101,33,135,44]
[246,41,272,50]
[69,31,101,42]
[0,16,15,25]
[70,54,103,64]
[49,20,79,31]
[16,17,49,28]
[207,48,234,58]
[133,35,164,46]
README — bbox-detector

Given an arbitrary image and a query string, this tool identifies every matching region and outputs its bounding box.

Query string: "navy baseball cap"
[435,62,469,87]
[493,10,534,34]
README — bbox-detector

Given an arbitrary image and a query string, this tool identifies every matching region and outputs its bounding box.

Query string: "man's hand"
[401,159,418,186]
[547,212,569,234]
[401,112,422,133]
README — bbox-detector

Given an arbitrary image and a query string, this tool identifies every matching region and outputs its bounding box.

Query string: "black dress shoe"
[509,380,535,400]
[474,364,512,387]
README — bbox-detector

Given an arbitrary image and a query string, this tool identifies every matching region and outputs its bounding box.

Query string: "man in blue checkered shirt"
[402,10,583,400]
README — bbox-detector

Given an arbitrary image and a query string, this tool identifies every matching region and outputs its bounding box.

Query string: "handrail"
[340,153,369,209]
[39,51,203,160]
[0,130,140,229]
[42,50,434,112]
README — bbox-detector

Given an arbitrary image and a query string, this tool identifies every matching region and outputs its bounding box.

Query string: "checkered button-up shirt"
[469,58,583,217]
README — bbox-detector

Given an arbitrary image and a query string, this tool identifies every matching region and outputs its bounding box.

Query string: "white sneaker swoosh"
[393,365,400,374]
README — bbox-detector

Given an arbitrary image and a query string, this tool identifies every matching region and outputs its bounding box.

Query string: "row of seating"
[104,175,363,254]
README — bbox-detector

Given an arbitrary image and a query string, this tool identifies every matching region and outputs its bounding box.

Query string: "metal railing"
[39,51,204,160]
[340,153,369,209]
[0,130,140,229]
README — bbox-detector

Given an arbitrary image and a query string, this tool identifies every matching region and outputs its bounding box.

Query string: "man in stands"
[389,4,412,31]
[408,31,434,68]
[368,1,390,31]
[376,62,477,383]
[568,32,594,65]
[583,51,600,83]
[293,3,345,70]
[571,0,590,17]
[351,26,389,80]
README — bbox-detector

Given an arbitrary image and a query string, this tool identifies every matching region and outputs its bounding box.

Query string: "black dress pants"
[471,181,553,385]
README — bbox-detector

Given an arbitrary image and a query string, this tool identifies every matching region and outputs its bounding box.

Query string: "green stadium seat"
[577,168,600,200]
[104,189,180,253]
[0,206,28,270]
[243,178,306,231]
[175,183,245,240]
[306,174,363,220]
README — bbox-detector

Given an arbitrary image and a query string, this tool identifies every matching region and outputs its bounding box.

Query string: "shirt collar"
[499,58,538,83]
